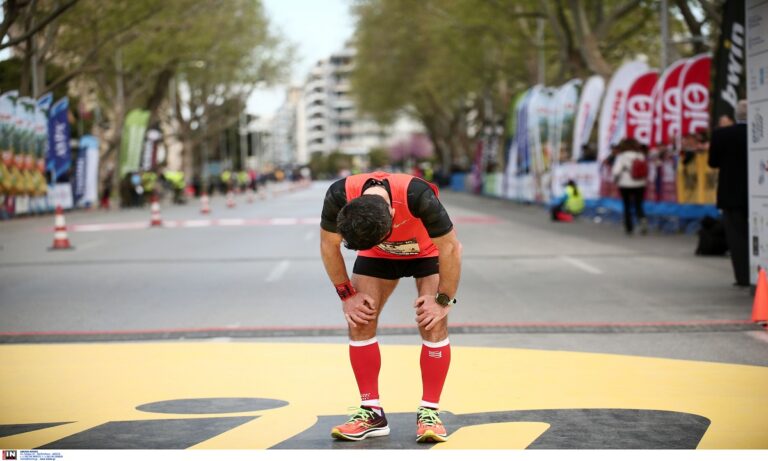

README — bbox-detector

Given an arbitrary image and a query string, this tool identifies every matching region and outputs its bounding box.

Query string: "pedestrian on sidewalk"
[708,100,749,287]
[320,171,463,443]
[612,138,649,235]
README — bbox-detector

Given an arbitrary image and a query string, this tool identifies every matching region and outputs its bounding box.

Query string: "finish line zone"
[1,342,766,449]
[44,215,502,233]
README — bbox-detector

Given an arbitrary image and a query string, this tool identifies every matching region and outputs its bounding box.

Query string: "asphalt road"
[1,180,766,365]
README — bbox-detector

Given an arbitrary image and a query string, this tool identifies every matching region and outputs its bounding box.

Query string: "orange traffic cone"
[753,267,768,324]
[49,206,73,250]
[150,194,163,227]
[200,193,211,214]
[226,190,236,208]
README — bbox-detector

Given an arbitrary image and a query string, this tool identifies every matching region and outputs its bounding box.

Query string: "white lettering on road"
[265,260,291,283]
[560,256,603,275]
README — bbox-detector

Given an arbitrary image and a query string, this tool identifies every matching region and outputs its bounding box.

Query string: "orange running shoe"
[416,406,448,443]
[331,406,390,441]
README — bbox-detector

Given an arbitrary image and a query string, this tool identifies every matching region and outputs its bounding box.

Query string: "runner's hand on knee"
[343,293,377,327]
[414,295,449,331]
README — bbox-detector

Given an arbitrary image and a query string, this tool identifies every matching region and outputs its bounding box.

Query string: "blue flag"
[47,98,70,183]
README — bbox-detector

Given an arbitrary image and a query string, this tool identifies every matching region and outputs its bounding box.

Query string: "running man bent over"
[320,171,462,443]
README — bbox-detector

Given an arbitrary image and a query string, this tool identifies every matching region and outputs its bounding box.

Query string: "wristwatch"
[435,293,456,307]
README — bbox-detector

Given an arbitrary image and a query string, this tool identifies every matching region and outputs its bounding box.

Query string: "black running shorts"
[352,256,439,280]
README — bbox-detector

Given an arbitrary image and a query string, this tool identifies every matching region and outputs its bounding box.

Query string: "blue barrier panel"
[450,173,467,192]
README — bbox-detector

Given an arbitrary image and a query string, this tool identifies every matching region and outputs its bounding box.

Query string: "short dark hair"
[337,195,392,250]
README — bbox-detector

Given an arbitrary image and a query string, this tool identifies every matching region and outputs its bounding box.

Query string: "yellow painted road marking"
[0,343,766,448]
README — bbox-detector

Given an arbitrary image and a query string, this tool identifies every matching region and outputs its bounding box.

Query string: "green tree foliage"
[351,0,708,172]
[38,0,293,182]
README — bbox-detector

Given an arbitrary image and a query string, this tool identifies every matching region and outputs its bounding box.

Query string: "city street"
[1,180,767,450]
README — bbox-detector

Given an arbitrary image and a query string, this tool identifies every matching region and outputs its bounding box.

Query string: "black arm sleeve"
[407,179,453,238]
[320,178,347,233]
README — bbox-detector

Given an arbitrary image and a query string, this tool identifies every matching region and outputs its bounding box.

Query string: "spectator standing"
[708,100,749,287]
[612,138,648,235]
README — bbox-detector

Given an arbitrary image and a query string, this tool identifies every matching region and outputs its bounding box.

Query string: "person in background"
[551,179,585,222]
[612,138,648,235]
[708,100,749,287]
[100,167,114,210]
[717,114,735,128]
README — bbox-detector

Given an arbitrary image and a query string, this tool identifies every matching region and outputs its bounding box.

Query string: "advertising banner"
[626,71,660,146]
[597,60,649,161]
[73,135,100,207]
[676,54,717,205]
[47,97,71,183]
[678,54,712,141]
[572,75,605,161]
[515,90,533,176]
[73,139,87,206]
[551,162,601,200]
[747,0,768,283]
[0,91,18,194]
[119,109,150,176]
[650,58,688,149]
[15,96,37,199]
[551,79,581,166]
[504,91,528,200]
[712,0,746,126]
[528,86,555,202]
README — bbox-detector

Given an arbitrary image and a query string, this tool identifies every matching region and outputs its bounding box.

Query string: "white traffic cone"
[49,205,74,250]
[200,193,211,214]
[150,195,163,227]
[226,190,236,208]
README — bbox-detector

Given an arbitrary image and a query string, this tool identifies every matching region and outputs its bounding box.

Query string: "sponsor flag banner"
[626,71,660,146]
[624,71,661,201]
[0,91,18,195]
[572,75,605,161]
[16,96,37,198]
[676,54,717,205]
[119,109,150,176]
[678,54,712,141]
[74,135,100,207]
[516,90,533,177]
[528,86,555,202]
[712,0,746,126]
[551,79,581,166]
[83,136,100,207]
[47,97,71,183]
[597,60,649,161]
[651,58,688,149]
[504,91,528,199]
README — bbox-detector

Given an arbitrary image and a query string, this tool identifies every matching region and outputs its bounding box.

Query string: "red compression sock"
[349,338,381,404]
[420,339,451,408]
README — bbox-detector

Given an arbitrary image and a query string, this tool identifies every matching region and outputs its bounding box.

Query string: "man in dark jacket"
[708,100,749,287]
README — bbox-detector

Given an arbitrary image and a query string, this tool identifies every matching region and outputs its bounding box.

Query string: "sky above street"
[247,0,355,119]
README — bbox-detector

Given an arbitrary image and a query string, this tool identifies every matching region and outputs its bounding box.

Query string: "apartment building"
[302,45,389,159]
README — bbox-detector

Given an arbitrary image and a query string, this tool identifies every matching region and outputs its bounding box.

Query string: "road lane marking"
[265,260,291,283]
[560,256,602,275]
[57,215,496,233]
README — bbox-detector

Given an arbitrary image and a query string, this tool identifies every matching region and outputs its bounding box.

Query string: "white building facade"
[302,45,390,159]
